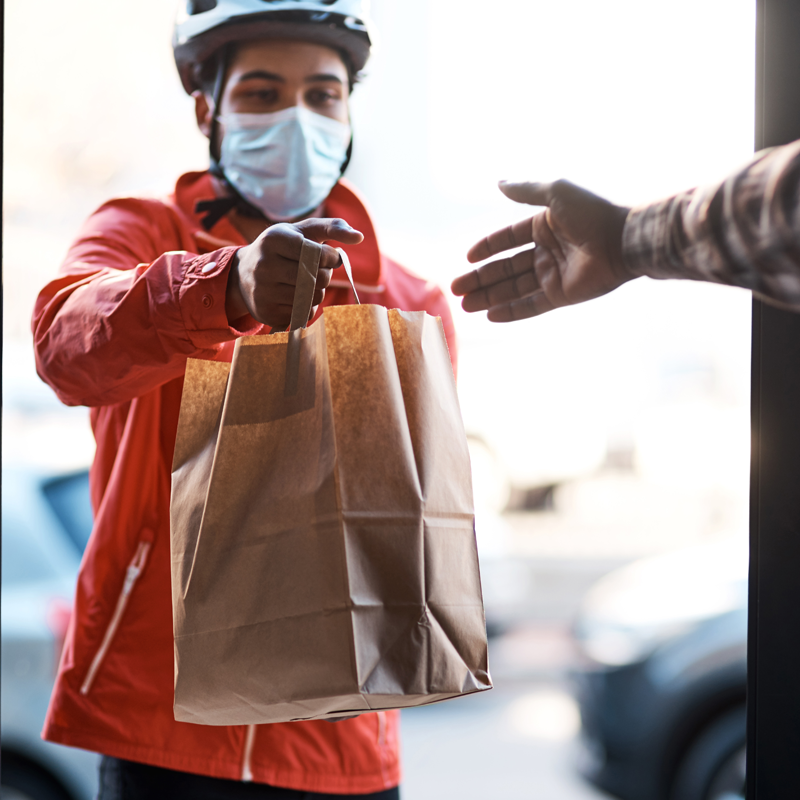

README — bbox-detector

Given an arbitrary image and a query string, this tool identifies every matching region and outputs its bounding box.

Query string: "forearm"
[622,140,800,309]
[33,247,256,407]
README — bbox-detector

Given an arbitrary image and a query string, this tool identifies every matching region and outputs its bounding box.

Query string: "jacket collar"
[172,172,383,291]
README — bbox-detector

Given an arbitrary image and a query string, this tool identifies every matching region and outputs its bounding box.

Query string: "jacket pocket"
[80,534,153,695]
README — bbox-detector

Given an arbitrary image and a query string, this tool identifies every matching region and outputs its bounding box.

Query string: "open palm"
[452,180,631,322]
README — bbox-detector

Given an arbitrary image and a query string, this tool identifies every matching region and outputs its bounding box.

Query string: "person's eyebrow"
[305,73,343,84]
[238,70,285,82]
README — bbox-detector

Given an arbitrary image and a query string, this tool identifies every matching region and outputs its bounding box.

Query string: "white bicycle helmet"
[173,0,374,94]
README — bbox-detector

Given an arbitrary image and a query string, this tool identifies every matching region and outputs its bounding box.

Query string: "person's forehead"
[229,39,348,78]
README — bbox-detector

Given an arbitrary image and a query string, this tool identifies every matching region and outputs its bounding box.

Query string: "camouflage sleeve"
[621,140,800,309]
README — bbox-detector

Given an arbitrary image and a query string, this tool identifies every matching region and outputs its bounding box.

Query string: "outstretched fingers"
[497,180,555,207]
[454,248,541,312]
[466,181,559,263]
[467,217,534,263]
[486,291,556,323]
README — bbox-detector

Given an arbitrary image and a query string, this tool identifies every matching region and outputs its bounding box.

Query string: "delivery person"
[32,2,455,797]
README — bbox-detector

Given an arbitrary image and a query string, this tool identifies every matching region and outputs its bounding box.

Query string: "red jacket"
[33,172,457,794]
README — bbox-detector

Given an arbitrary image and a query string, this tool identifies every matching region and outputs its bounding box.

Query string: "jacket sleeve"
[622,139,800,309]
[32,197,259,407]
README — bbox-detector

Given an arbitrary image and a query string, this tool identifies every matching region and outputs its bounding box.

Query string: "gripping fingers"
[259,303,294,327]
[295,217,364,246]
[319,243,343,271]
[308,245,335,305]
[267,252,334,292]
[316,266,333,290]
[261,223,306,260]
[260,222,352,258]
[312,283,327,306]
[253,282,296,307]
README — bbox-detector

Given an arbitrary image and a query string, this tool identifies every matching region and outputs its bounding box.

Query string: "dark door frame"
[747,0,800,795]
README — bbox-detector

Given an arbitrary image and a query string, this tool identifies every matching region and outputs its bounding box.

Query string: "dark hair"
[193,51,223,95]
[192,43,358,97]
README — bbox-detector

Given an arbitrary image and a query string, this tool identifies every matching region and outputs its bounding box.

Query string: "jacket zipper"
[80,539,152,695]
[241,724,257,781]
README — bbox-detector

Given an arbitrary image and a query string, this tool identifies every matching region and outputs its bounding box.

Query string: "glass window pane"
[1,510,65,587]
[41,471,93,555]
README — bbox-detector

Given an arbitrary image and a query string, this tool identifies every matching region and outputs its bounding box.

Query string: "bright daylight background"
[3,1,755,798]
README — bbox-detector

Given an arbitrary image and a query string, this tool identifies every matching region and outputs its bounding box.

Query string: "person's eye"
[231,85,280,109]
[246,89,279,104]
[307,89,340,106]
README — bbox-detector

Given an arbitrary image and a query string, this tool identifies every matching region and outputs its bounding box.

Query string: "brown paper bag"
[170,242,491,725]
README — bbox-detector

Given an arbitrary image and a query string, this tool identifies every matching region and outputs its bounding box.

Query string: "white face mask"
[218,107,351,222]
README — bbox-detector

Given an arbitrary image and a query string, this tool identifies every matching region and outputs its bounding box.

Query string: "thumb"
[498,180,554,207]
[295,217,364,245]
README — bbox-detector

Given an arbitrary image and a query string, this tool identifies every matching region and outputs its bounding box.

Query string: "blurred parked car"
[572,539,747,800]
[1,466,98,800]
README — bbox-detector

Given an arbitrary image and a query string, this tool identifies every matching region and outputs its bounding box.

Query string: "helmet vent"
[188,0,218,13]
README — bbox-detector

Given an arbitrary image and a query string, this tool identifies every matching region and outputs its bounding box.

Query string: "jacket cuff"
[621,202,667,279]
[178,246,264,347]
[622,192,697,282]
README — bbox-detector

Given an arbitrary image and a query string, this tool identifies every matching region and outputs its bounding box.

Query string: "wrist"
[619,203,663,281]
[611,205,635,283]
[225,249,249,322]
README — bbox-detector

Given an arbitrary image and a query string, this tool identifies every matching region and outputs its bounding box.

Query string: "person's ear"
[194,91,214,139]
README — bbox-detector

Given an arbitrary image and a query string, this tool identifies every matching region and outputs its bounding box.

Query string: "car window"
[41,471,93,554]
[1,510,67,586]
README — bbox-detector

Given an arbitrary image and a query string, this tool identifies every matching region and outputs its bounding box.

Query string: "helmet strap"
[341,134,354,176]
[208,44,228,161]
[200,44,270,229]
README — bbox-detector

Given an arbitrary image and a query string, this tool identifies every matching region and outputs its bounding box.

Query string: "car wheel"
[670,705,746,800]
[0,760,73,800]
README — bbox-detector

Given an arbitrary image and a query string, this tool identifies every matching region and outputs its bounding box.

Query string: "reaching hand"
[451,180,632,322]
[226,218,364,327]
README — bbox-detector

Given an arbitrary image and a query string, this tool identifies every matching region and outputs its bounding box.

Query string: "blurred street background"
[4,1,755,798]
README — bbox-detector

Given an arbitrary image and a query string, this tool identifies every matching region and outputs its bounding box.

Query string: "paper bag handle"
[335,248,360,305]
[289,239,323,331]
[288,243,361,332]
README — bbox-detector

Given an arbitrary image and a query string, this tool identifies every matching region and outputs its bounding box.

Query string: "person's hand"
[226,218,364,327]
[451,180,632,322]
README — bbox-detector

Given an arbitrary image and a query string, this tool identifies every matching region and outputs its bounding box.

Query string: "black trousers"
[98,757,401,800]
